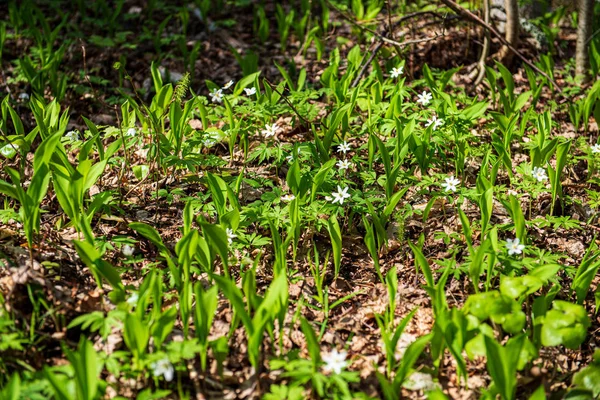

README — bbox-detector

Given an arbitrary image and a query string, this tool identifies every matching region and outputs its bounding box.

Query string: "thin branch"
[326,0,446,49]
[439,0,563,93]
[351,41,384,88]
[264,78,327,129]
[585,26,600,45]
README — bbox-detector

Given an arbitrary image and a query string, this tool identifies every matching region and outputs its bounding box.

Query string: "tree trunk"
[576,0,594,79]
[498,0,520,65]
[498,0,519,65]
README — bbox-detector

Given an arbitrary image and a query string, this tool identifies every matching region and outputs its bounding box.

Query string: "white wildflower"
[210,88,223,103]
[322,349,348,375]
[286,147,301,163]
[441,176,460,192]
[65,130,79,142]
[281,194,296,202]
[222,80,234,90]
[262,123,279,138]
[532,166,548,182]
[591,144,600,154]
[122,244,135,257]
[336,159,351,170]
[226,228,237,244]
[126,127,137,137]
[337,141,351,154]
[390,66,404,78]
[244,87,257,96]
[506,238,525,256]
[18,93,29,101]
[330,186,351,205]
[126,292,139,306]
[403,371,438,391]
[0,143,18,158]
[150,357,174,382]
[417,91,433,106]
[202,130,221,147]
[425,115,444,130]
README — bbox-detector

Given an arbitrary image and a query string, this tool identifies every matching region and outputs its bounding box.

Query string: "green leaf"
[541,301,590,349]
[326,215,342,279]
[572,351,600,397]
[528,385,546,400]
[286,160,301,195]
[408,241,433,288]
[123,313,149,359]
[394,333,432,386]
[1,373,21,400]
[201,223,229,275]
[129,222,169,253]
[572,241,600,304]
[65,337,101,400]
[311,158,336,201]
[73,240,125,297]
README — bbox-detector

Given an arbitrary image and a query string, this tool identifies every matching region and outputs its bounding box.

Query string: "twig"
[349,32,447,88]
[351,41,384,88]
[439,0,563,93]
[328,0,445,50]
[343,3,448,88]
[264,78,326,129]
[585,26,600,45]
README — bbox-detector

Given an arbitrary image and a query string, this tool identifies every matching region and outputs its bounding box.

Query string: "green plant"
[0,131,61,253]
[44,337,104,400]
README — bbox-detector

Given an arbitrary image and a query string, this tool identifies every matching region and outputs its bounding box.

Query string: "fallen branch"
[439,0,562,93]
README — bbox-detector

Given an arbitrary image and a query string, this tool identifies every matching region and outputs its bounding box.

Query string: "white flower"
[330,186,351,205]
[210,88,223,103]
[0,143,18,158]
[336,159,351,170]
[126,292,139,306]
[202,130,221,147]
[226,228,237,244]
[150,357,174,382]
[337,141,351,154]
[222,80,234,90]
[441,176,460,192]
[244,87,257,96]
[65,130,79,142]
[591,144,600,154]
[18,93,29,100]
[322,349,348,375]
[281,194,296,202]
[403,371,438,391]
[122,244,135,257]
[262,123,279,138]
[425,115,444,130]
[390,66,404,78]
[417,91,433,106]
[286,147,301,163]
[126,127,137,137]
[532,166,548,182]
[506,238,525,256]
